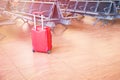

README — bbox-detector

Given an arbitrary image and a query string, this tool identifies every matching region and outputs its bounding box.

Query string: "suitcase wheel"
[47,50,51,54]
[32,49,35,52]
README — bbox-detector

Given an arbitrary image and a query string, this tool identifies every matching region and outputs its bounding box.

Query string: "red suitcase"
[31,12,52,54]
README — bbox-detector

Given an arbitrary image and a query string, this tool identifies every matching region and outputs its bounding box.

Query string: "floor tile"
[1,17,120,80]
[0,69,26,80]
[18,59,74,80]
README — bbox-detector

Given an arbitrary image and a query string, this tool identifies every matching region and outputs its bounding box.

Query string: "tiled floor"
[0,18,120,80]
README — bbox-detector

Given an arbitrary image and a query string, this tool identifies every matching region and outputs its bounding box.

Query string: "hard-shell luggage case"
[31,12,52,54]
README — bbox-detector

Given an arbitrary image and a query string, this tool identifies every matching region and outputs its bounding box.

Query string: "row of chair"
[14,1,55,18]
[2,0,120,27]
[0,0,64,27]
[65,0,120,20]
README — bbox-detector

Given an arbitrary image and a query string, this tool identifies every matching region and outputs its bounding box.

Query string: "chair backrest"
[15,2,27,12]
[66,1,77,12]
[75,1,86,13]
[114,0,120,15]
[0,0,9,11]
[22,2,33,13]
[39,2,54,18]
[85,2,98,13]
[96,1,112,14]
[58,0,69,5]
[114,0,120,7]
[29,2,42,13]
[42,0,56,2]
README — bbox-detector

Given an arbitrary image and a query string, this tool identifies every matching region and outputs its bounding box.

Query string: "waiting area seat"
[65,0,119,20]
[0,0,120,26]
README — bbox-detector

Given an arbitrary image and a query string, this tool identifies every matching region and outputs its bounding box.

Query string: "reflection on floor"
[0,17,120,80]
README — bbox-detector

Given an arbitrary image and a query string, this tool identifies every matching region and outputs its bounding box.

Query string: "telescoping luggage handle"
[33,11,45,30]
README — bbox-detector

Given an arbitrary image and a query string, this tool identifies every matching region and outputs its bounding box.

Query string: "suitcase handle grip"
[33,11,45,30]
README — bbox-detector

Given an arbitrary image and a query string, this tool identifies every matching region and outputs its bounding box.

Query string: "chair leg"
[93,18,100,26]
